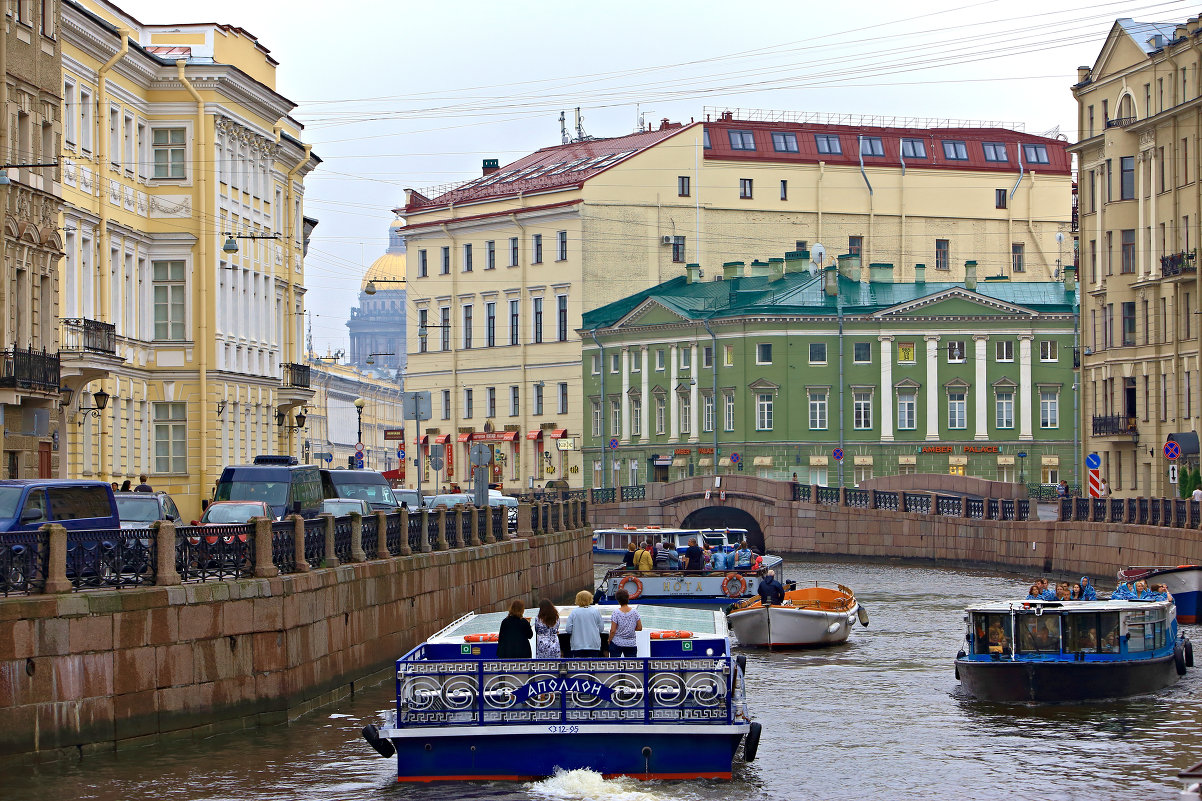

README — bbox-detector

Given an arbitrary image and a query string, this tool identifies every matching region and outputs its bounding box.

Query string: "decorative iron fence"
[445,511,460,549]
[592,488,616,504]
[176,526,252,581]
[63,529,156,589]
[0,529,45,595]
[333,516,354,563]
[303,518,326,566]
[0,346,59,392]
[966,498,984,519]
[282,362,311,389]
[816,487,841,505]
[844,488,869,508]
[936,496,961,516]
[60,318,117,354]
[385,513,404,554]
[620,485,646,501]
[427,512,440,549]
[362,514,379,558]
[902,493,930,514]
[408,513,424,552]
[874,490,899,511]
[271,520,297,573]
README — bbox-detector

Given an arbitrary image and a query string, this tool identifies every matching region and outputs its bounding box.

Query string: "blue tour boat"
[592,526,748,560]
[362,605,760,781]
[1118,565,1202,623]
[593,554,786,609]
[955,597,1192,703]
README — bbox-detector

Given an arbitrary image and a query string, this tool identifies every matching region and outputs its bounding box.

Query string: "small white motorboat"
[726,582,866,649]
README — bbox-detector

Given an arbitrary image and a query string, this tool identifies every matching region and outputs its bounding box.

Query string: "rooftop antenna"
[575,107,590,142]
[559,110,569,145]
[634,103,643,133]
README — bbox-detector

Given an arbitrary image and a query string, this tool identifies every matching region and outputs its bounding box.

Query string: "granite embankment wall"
[0,509,591,761]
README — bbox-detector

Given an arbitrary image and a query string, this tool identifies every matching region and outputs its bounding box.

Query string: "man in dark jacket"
[684,537,704,571]
[758,570,785,605]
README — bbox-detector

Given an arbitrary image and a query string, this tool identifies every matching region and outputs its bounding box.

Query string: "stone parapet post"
[252,517,278,579]
[868,489,877,510]
[292,515,310,572]
[42,523,69,594]
[349,513,366,562]
[376,511,389,557]
[419,509,432,553]
[811,484,820,504]
[398,509,413,556]
[838,487,847,506]
[436,507,448,551]
[466,506,480,547]
[153,520,181,586]
[321,513,339,567]
[960,496,969,517]
[483,504,495,543]
[928,492,938,515]
[518,502,533,536]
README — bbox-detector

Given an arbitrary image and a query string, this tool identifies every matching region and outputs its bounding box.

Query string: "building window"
[815,134,841,154]
[853,342,871,363]
[464,389,474,418]
[152,260,186,341]
[897,342,916,363]
[703,395,714,432]
[756,393,773,431]
[509,237,519,266]
[728,129,755,150]
[946,341,965,363]
[152,402,187,474]
[860,136,884,157]
[996,188,1008,209]
[771,132,798,152]
[1120,156,1135,199]
[440,306,450,351]
[556,230,568,261]
[1022,144,1049,164]
[897,392,917,430]
[152,128,186,179]
[1012,243,1024,272]
[995,340,1013,362]
[556,295,568,341]
[756,343,772,364]
[703,346,713,368]
[671,236,685,262]
[935,239,950,270]
[462,304,473,349]
[655,396,666,434]
[463,243,473,272]
[809,342,826,364]
[739,178,753,199]
[853,391,873,430]
[440,247,450,274]
[532,234,542,264]
[1121,229,1135,273]
[723,345,734,367]
[418,309,428,353]
[1040,391,1059,428]
[419,249,428,277]
[509,299,519,346]
[63,81,76,145]
[510,386,520,416]
[1040,340,1058,361]
[1122,301,1136,346]
[441,390,451,420]
[703,128,710,149]
[486,240,495,270]
[610,400,621,434]
[487,387,497,418]
[655,349,665,371]
[995,391,1014,429]
[948,390,967,429]
[780,180,787,200]
[848,236,862,257]
[532,297,543,344]
[591,353,600,375]
[809,390,828,430]
[723,393,735,431]
[486,302,496,348]
[942,140,968,160]
[982,142,1008,162]
[558,382,568,415]
[630,398,642,436]
[610,353,620,373]
[854,464,873,486]
[680,348,691,370]
[631,350,642,372]
[680,395,692,434]
[591,401,601,436]
[901,138,926,159]
[533,383,543,416]
[678,175,690,196]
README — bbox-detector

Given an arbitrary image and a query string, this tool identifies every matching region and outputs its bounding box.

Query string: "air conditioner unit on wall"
[660,235,673,245]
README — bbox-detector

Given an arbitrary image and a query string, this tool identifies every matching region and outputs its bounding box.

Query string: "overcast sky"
[115,0,1198,353]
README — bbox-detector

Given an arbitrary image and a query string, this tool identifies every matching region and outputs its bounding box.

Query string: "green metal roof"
[582,271,1078,329]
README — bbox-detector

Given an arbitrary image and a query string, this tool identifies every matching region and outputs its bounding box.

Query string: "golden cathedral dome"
[360,218,407,292]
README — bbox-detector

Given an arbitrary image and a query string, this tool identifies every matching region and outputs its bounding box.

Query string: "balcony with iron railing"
[1161,250,1197,277]
[282,363,311,389]
[1092,414,1138,438]
[59,318,116,355]
[1105,116,1138,129]
[0,346,59,392]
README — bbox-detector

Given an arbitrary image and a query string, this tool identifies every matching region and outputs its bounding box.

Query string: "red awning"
[472,431,519,442]
[526,429,543,440]
[549,428,568,439]
[434,434,450,444]
[457,433,472,443]
[418,435,428,445]
[381,469,403,479]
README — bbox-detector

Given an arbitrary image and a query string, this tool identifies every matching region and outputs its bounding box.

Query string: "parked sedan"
[192,501,272,529]
[116,491,181,529]
[321,498,372,517]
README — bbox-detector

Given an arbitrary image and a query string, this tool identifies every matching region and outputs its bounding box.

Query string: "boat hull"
[728,603,858,648]
[382,724,749,782]
[956,655,1182,703]
[1118,566,1202,623]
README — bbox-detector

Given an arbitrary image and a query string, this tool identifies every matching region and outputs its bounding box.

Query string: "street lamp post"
[354,397,365,448]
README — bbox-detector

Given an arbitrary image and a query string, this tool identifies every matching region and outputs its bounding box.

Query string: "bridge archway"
[680,506,764,553]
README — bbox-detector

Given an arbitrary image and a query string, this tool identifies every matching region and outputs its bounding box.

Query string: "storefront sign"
[673,448,692,455]
[921,445,1001,454]
[383,429,404,441]
[698,447,714,454]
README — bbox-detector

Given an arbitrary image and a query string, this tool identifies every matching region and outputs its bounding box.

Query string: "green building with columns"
[580,252,1080,490]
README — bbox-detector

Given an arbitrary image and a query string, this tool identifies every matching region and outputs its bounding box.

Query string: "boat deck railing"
[394,652,742,728]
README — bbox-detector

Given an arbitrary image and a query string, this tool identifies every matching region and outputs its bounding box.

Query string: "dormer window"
[982,142,1008,162]
[815,134,842,155]
[728,130,755,150]
[860,137,884,157]
[772,132,799,153]
[942,140,968,160]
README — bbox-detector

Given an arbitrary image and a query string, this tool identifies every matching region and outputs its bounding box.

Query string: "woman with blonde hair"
[562,590,606,657]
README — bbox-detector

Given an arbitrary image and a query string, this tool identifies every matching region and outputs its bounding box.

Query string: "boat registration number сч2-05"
[547,725,580,734]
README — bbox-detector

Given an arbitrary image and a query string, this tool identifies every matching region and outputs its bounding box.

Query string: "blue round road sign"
[832,448,844,462]
[398,448,405,459]
[1085,452,1101,469]
[609,438,619,449]
[730,453,740,464]
[1165,441,1181,460]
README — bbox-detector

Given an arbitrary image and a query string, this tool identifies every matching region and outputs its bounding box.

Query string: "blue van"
[0,479,119,532]
[214,456,324,519]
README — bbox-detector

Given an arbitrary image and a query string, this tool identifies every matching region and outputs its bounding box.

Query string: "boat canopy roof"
[427,605,729,642]
[966,599,1174,614]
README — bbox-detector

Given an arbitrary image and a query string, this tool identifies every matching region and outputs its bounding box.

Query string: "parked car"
[0,480,121,587]
[321,498,372,517]
[192,500,272,529]
[183,500,268,573]
[488,490,519,531]
[115,491,181,529]
[320,469,399,510]
[214,456,323,519]
[394,489,423,510]
[423,493,474,509]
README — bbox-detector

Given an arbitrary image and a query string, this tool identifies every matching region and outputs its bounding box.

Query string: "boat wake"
[527,768,676,801]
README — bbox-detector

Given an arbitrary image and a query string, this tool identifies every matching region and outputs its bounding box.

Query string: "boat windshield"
[1060,612,1120,653]
[972,613,1013,655]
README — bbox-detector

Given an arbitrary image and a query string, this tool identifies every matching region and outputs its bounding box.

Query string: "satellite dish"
[809,243,826,277]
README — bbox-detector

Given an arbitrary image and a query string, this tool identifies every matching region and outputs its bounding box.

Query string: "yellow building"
[303,355,405,478]
[400,114,1072,488]
[1072,15,1202,497]
[58,0,319,517]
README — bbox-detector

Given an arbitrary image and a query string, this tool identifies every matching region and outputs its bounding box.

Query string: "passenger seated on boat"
[563,590,606,658]
[1149,583,1171,601]
[1025,585,1042,600]
[758,570,785,605]
[1070,583,1082,599]
[496,600,533,659]
[1080,576,1098,601]
[987,621,1010,652]
[734,543,754,569]
[1056,583,1071,601]
[1100,630,1121,653]
[1018,617,1059,653]
[1135,580,1154,600]
[1037,579,1057,601]
[1110,582,1135,600]
[702,545,713,570]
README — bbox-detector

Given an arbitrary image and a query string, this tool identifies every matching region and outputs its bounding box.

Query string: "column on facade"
[879,336,894,441]
[974,335,989,440]
[640,346,650,439]
[924,335,940,440]
[1150,147,1160,279]
[669,344,680,440]
[1137,151,1147,280]
[688,343,699,442]
[620,347,631,443]
[1094,166,1104,289]
[1018,335,1034,441]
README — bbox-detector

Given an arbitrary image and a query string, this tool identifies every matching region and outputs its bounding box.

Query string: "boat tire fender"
[955,650,965,681]
[736,653,747,676]
[722,573,747,598]
[1186,639,1195,668]
[1176,643,1188,676]
[857,605,870,627]
[362,724,396,759]
[618,575,643,600]
[743,721,763,762]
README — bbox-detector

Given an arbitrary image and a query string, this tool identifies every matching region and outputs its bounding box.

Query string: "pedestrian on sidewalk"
[134,474,153,492]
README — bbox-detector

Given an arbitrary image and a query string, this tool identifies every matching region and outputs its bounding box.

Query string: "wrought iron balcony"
[59,318,116,355]
[1105,116,1138,129]
[0,346,60,392]
[1092,414,1138,437]
[1161,250,1197,277]
[282,362,310,389]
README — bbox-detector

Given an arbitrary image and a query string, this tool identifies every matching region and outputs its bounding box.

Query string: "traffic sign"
[470,443,492,466]
[355,442,365,453]
[1170,463,1180,484]
[730,453,740,464]
[832,448,844,462]
[1016,452,1028,459]
[314,451,332,462]
[1085,452,1101,470]
[398,448,405,459]
[401,391,432,422]
[429,455,445,472]
[323,453,333,464]
[355,457,364,469]
[1165,441,1181,460]
[609,438,619,450]
[1088,469,1103,498]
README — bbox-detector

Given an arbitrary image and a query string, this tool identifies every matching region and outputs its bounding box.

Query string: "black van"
[320,469,400,511]
[214,456,324,519]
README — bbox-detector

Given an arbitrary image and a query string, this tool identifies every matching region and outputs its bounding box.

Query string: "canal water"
[9,559,1202,800]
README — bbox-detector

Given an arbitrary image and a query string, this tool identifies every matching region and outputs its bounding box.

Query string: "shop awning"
[434,434,450,444]
[853,455,873,466]
[997,455,1015,465]
[549,428,568,439]
[418,435,429,445]
[949,456,967,466]
[697,457,713,467]
[526,429,543,440]
[899,455,916,465]
[457,433,472,443]
[810,455,828,466]
[473,431,518,442]
[671,457,688,467]
[1168,431,1200,455]
[752,456,773,467]
[1041,455,1059,466]
[381,468,403,480]
[718,457,732,468]
[653,457,672,466]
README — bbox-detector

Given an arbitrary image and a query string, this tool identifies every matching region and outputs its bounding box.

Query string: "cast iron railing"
[60,318,117,354]
[0,346,59,392]
[282,362,311,389]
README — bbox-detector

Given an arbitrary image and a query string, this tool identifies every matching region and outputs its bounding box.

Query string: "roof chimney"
[768,258,785,282]
[914,263,926,284]
[1063,264,1077,293]
[482,159,499,176]
[1077,66,1091,83]
[824,263,838,297]
[686,263,701,284]
[784,250,808,273]
[964,260,977,291]
[723,261,744,281]
[749,260,770,278]
[869,262,894,283]
[837,253,860,281]
[659,118,671,131]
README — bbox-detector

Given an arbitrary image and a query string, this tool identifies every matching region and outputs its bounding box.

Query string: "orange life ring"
[650,630,693,639]
[623,525,638,530]
[722,573,747,598]
[647,525,660,529]
[618,575,644,600]
[463,633,499,643]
